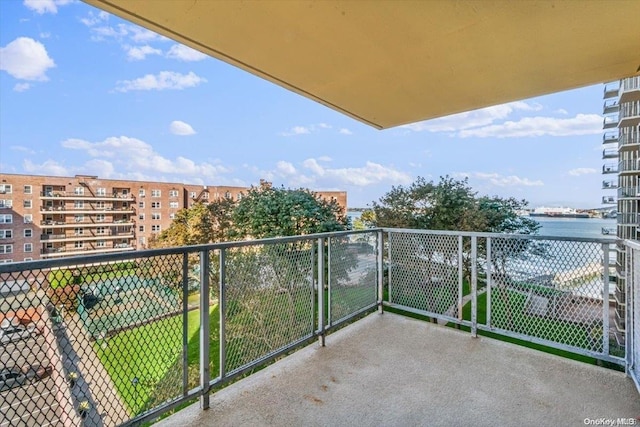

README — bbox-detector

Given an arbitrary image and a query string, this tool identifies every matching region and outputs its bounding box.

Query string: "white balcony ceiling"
[85,0,640,129]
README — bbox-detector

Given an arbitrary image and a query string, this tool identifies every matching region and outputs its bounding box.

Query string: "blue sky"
[0,0,607,208]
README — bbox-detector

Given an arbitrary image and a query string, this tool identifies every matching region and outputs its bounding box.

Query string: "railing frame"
[1,228,636,426]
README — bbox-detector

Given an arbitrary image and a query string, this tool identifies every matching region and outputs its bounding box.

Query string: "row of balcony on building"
[603,76,640,99]
[602,187,640,202]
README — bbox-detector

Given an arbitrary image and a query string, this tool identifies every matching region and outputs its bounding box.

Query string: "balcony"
[603,83,619,99]
[602,164,618,174]
[602,148,618,160]
[601,196,616,205]
[619,100,640,126]
[40,219,135,228]
[1,229,639,426]
[620,130,640,148]
[602,132,618,144]
[618,187,640,198]
[620,76,640,102]
[619,159,640,174]
[603,99,619,114]
[602,180,618,189]
[603,116,619,129]
[40,191,135,201]
[40,245,135,257]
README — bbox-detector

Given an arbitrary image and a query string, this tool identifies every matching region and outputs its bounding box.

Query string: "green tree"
[231,181,349,239]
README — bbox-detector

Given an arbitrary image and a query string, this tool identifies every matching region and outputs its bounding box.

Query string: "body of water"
[347,210,616,240]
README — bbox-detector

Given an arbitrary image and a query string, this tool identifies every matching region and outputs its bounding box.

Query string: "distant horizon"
[1,1,607,210]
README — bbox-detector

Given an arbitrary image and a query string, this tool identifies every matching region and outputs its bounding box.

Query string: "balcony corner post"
[317,237,326,347]
[377,229,384,314]
[199,249,211,410]
[602,243,610,357]
[471,235,478,338]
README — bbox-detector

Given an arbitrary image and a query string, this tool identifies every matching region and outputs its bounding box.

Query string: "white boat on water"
[529,206,590,219]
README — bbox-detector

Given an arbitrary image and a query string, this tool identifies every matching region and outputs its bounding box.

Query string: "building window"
[139,225,145,232]
[45,242,53,249]
[190,191,196,199]
[151,225,161,232]
[0,244,13,254]
[74,200,84,209]
[74,228,84,236]
[169,201,179,208]
[139,189,145,197]
[74,241,84,249]
[169,190,179,197]
[96,187,106,196]
[237,193,243,201]
[139,214,145,220]
[96,227,106,235]
[0,184,12,194]
[24,243,32,253]
[96,240,106,248]
[23,229,32,238]
[151,202,161,209]
[169,213,176,220]
[151,189,161,197]
[139,236,146,245]
[0,259,13,263]
[224,191,231,199]
[23,185,32,194]
[95,201,105,209]
[44,186,53,196]
[74,187,84,195]
[24,258,32,262]
[0,200,12,209]
[151,213,161,220]
[24,214,32,224]
[139,201,145,208]
[0,214,13,223]
[23,200,32,209]
[96,214,105,222]
[74,214,84,223]
[202,192,209,199]
[0,230,12,239]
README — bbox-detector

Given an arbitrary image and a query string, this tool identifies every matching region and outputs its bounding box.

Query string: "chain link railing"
[1,229,636,425]
[385,229,623,363]
[0,230,379,426]
[627,240,640,393]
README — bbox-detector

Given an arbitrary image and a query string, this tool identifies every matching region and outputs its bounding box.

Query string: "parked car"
[0,365,52,391]
[0,317,40,345]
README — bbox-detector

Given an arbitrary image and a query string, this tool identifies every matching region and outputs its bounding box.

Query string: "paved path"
[437,288,486,325]
[60,314,130,426]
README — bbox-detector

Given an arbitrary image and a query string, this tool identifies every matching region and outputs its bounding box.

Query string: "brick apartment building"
[0,174,347,263]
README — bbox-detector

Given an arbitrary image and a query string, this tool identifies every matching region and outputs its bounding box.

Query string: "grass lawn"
[49,268,136,289]
[95,305,219,415]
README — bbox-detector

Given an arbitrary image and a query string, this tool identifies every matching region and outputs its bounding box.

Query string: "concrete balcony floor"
[158,313,640,427]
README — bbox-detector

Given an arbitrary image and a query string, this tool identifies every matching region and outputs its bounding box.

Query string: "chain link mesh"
[328,232,378,324]
[488,237,608,353]
[0,254,194,426]
[223,240,315,375]
[388,232,460,318]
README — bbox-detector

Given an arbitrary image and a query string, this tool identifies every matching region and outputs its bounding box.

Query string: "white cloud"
[39,32,51,39]
[115,71,206,92]
[23,0,72,15]
[23,159,69,175]
[0,37,55,81]
[280,126,311,136]
[80,10,109,27]
[568,167,598,176]
[125,45,162,61]
[339,128,353,135]
[300,159,412,187]
[10,145,36,154]
[317,156,332,162]
[276,161,297,175]
[402,101,542,133]
[555,108,568,115]
[458,114,602,138]
[166,44,207,62]
[87,22,168,44]
[457,172,544,187]
[14,83,31,92]
[169,120,196,136]
[61,136,230,180]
